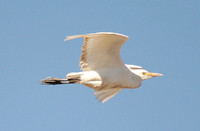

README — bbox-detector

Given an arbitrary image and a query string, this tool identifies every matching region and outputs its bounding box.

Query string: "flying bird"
[41,32,163,103]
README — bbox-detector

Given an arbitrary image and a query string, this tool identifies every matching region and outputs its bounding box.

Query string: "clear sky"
[1,0,200,131]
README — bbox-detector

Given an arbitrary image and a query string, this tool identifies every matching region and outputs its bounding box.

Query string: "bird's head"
[126,64,163,80]
[139,70,163,80]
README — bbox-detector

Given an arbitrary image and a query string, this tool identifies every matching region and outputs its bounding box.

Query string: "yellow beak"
[145,72,163,77]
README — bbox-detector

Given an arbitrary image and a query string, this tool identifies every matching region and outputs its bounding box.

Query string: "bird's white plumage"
[64,32,142,103]
[65,32,129,71]
[94,88,122,103]
[41,32,162,103]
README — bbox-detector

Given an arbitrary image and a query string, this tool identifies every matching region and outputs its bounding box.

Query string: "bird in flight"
[41,32,163,103]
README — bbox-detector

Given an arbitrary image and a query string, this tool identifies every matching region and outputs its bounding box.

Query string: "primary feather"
[65,32,128,71]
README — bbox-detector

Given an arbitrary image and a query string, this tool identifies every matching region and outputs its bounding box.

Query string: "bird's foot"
[41,77,68,85]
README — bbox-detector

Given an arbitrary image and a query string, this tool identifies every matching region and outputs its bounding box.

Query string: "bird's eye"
[142,72,147,75]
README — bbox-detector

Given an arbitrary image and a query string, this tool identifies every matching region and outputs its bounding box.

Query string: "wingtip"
[64,35,85,41]
[64,32,129,41]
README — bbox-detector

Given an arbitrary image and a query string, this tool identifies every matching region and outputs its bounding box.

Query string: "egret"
[41,32,163,103]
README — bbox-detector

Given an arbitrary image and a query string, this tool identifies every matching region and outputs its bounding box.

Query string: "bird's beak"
[145,72,163,77]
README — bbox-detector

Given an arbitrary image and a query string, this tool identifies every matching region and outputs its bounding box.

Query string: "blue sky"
[1,0,200,130]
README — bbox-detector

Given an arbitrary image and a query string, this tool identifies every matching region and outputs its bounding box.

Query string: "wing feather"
[65,32,129,71]
[94,88,122,103]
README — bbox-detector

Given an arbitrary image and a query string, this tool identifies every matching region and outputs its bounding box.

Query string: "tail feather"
[41,77,76,85]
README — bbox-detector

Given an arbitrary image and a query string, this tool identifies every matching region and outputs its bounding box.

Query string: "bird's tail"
[41,77,77,85]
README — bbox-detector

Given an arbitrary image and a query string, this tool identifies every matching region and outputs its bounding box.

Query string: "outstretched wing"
[65,32,129,71]
[94,88,122,103]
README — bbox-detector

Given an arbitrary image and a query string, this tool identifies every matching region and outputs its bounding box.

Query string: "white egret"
[41,32,163,103]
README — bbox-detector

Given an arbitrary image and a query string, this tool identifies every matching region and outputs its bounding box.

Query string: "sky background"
[1,0,200,131]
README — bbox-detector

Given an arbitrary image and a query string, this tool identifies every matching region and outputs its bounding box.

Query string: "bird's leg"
[41,77,69,85]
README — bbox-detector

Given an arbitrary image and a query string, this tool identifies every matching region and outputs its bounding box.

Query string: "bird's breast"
[97,67,142,89]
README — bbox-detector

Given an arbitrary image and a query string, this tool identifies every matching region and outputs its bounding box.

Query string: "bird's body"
[41,32,163,103]
[68,64,142,89]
